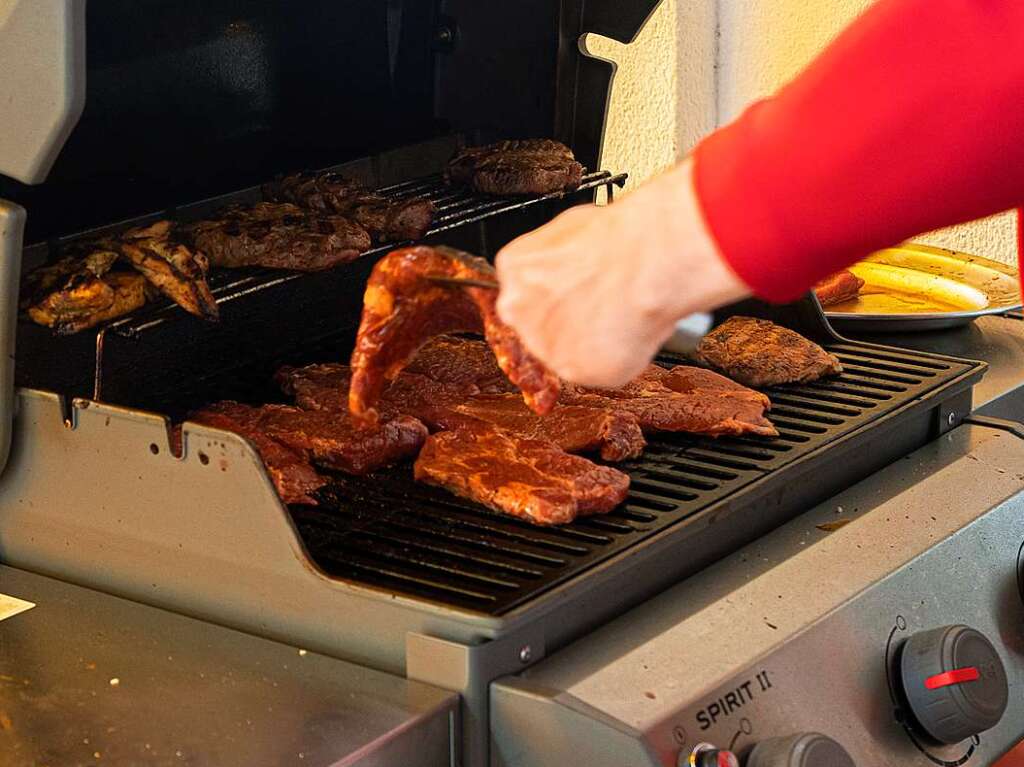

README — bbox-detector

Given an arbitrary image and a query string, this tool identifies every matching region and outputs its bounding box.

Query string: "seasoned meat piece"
[560,363,777,437]
[27,271,149,335]
[404,335,517,393]
[277,361,642,461]
[446,139,584,196]
[119,221,219,321]
[414,422,629,525]
[813,270,865,307]
[697,316,843,387]
[253,404,428,475]
[186,202,371,271]
[264,172,435,242]
[659,366,772,408]
[188,402,327,505]
[434,394,645,462]
[277,363,468,420]
[20,249,119,311]
[349,246,560,427]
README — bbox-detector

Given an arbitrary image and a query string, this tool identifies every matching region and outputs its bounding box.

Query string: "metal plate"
[826,243,1022,332]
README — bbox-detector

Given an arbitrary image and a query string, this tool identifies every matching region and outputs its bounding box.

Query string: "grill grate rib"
[290,345,979,615]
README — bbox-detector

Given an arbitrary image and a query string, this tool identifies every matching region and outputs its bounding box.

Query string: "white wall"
[595,0,1017,265]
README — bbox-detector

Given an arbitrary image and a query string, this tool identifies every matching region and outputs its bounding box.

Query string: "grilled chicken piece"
[185,202,372,271]
[414,421,629,525]
[813,270,865,307]
[264,172,435,242]
[119,221,219,321]
[697,316,843,387]
[279,362,645,462]
[26,270,149,335]
[188,402,327,505]
[446,139,584,196]
[349,246,560,427]
[20,249,119,311]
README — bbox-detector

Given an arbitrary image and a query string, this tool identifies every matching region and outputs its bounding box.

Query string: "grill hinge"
[407,628,547,767]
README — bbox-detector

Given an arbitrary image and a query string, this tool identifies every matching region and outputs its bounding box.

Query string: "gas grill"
[2,3,1024,767]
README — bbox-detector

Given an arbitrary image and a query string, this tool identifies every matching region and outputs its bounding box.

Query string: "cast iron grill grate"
[289,343,979,615]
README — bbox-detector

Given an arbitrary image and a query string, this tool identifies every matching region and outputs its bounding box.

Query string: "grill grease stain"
[198,452,210,466]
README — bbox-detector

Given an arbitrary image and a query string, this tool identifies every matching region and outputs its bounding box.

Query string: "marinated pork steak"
[414,421,630,525]
[277,363,466,422]
[348,246,560,427]
[264,172,435,242]
[560,363,777,438]
[813,270,865,307]
[697,316,843,388]
[433,394,646,462]
[404,335,517,394]
[188,402,327,505]
[185,202,372,271]
[119,221,219,321]
[446,139,584,196]
[26,270,149,335]
[278,362,644,462]
[253,404,428,475]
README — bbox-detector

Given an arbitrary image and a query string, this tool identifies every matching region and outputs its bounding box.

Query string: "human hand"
[495,158,750,387]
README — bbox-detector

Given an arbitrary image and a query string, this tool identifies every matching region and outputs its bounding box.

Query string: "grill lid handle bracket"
[0,200,24,475]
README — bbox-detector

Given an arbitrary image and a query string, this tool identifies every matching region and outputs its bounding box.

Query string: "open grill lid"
[0,0,660,475]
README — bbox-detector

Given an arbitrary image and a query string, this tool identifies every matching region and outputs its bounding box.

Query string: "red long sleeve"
[694,0,1024,302]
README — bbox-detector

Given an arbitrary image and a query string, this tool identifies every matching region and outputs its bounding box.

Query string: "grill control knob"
[746,733,855,767]
[899,624,1008,744]
[687,743,739,767]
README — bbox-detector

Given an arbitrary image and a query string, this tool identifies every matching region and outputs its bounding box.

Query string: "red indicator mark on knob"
[925,667,980,690]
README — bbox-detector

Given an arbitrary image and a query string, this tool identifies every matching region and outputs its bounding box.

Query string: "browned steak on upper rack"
[184,202,372,271]
[188,401,327,505]
[446,139,584,196]
[348,246,560,427]
[191,400,427,478]
[697,316,843,387]
[263,172,435,242]
[414,420,630,526]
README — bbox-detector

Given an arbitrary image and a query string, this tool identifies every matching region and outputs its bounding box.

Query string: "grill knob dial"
[746,733,854,767]
[899,624,1008,744]
[687,743,739,767]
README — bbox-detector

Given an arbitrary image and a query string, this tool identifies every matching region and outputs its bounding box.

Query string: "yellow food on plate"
[846,262,989,313]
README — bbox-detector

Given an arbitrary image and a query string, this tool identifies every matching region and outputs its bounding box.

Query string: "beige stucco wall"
[595,0,1017,264]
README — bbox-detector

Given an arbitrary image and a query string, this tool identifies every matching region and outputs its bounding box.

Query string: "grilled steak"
[264,172,435,242]
[433,394,646,462]
[813,270,864,307]
[186,202,371,271]
[446,139,584,196]
[253,404,428,475]
[278,362,643,462]
[697,316,843,387]
[119,221,219,321]
[188,402,327,505]
[349,246,560,427]
[560,363,777,437]
[404,335,517,394]
[414,421,630,525]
